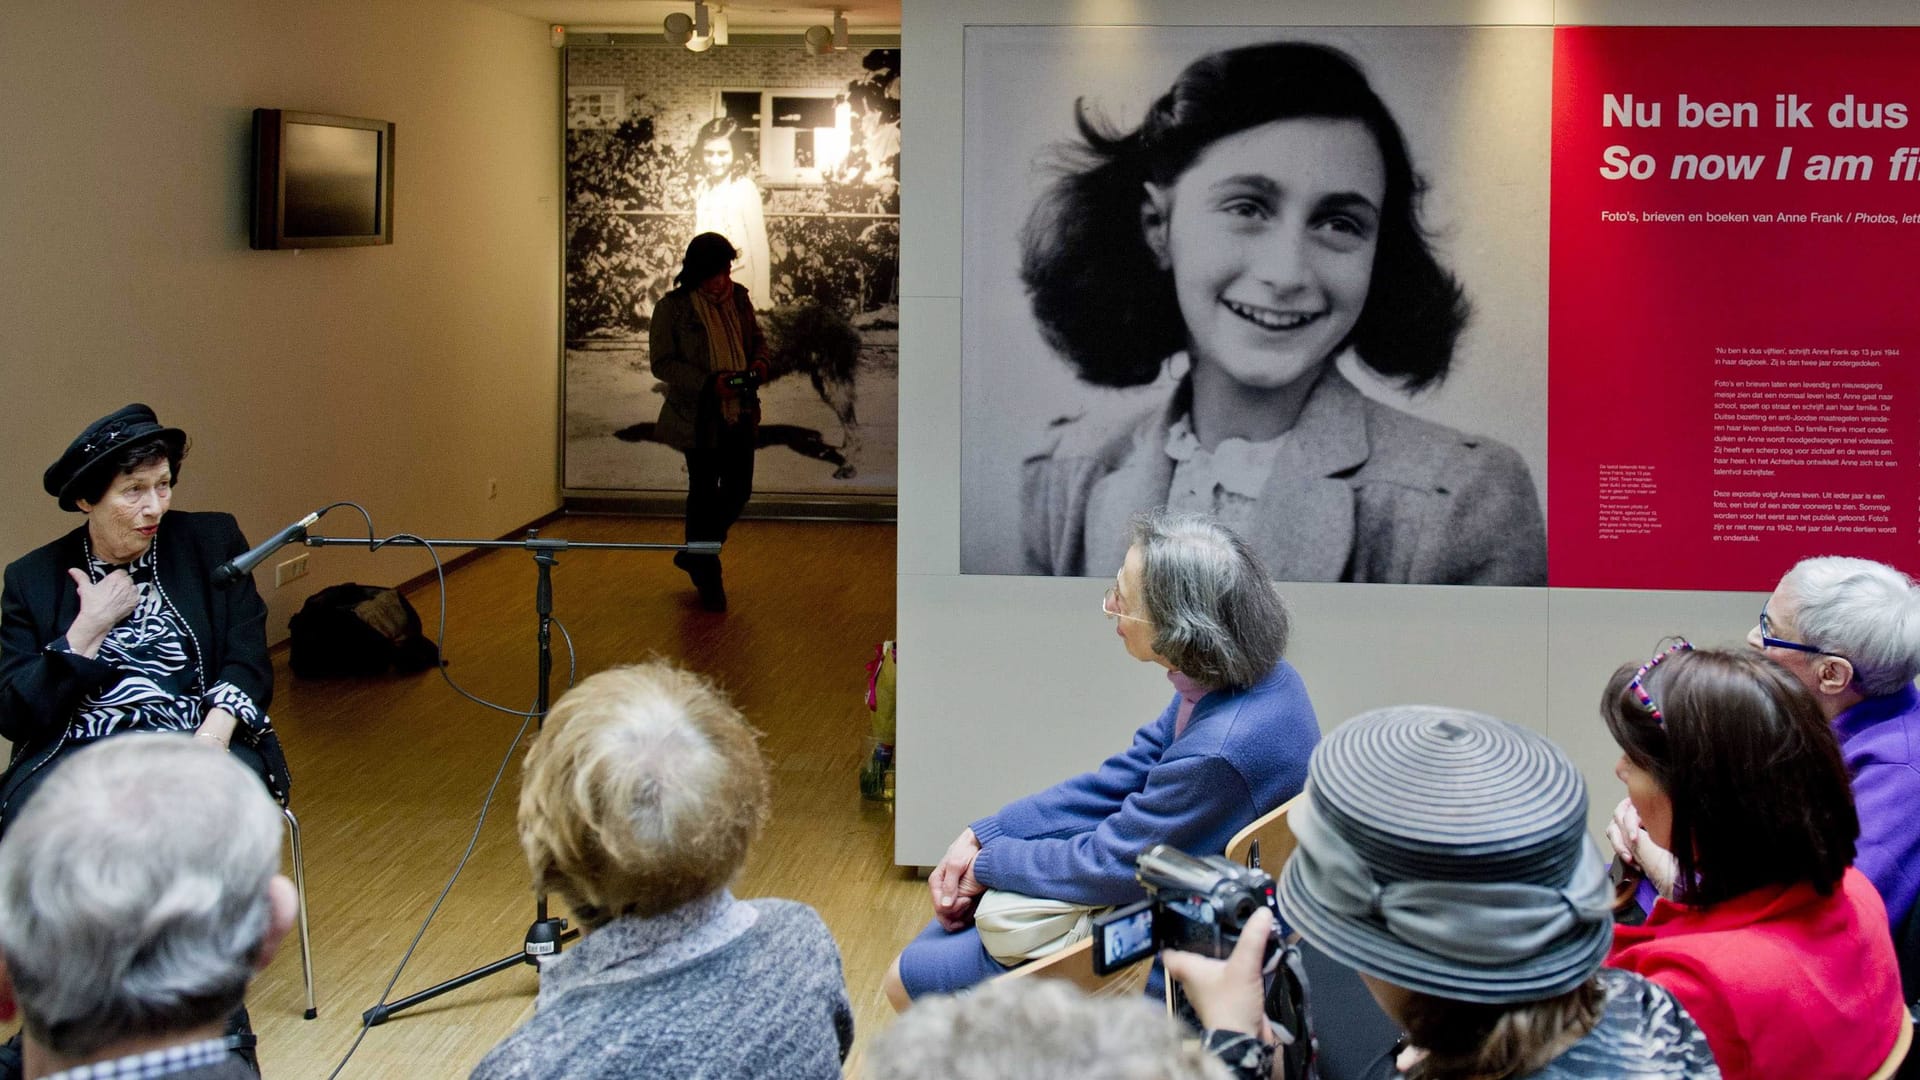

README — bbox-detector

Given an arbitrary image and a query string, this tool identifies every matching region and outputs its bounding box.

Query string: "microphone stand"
[298,527,717,1026]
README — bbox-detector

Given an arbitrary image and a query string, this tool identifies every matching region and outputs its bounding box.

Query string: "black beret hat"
[43,404,188,512]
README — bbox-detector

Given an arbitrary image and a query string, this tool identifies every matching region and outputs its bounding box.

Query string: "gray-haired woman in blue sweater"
[885,511,1319,1009]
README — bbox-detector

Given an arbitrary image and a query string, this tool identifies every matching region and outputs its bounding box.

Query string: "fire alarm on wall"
[550,24,566,48]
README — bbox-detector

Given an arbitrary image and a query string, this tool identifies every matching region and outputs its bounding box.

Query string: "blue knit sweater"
[969,660,1318,905]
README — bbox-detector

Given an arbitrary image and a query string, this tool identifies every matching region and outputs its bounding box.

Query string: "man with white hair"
[1745,556,1920,929]
[0,735,297,1080]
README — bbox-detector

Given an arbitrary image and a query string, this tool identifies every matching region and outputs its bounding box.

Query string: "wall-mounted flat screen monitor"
[251,109,394,249]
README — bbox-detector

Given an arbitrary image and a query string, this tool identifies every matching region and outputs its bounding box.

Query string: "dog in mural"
[620,297,865,479]
[761,300,864,478]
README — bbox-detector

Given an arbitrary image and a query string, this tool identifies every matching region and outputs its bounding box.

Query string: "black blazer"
[0,511,272,755]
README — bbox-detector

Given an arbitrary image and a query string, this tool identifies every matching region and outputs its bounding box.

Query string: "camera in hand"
[1090,842,1279,975]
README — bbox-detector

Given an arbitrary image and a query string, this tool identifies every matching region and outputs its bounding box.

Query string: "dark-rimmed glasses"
[1628,639,1693,725]
[1758,606,1844,661]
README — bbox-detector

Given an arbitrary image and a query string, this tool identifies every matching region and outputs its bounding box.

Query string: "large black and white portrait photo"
[959,27,1551,583]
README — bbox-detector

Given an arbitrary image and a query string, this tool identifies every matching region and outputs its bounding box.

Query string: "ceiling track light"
[804,9,847,55]
[665,2,718,51]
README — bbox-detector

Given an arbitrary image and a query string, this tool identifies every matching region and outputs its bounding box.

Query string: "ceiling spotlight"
[803,9,848,54]
[669,2,716,52]
[663,11,693,45]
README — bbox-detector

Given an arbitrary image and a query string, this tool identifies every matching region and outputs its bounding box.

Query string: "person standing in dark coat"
[650,233,769,612]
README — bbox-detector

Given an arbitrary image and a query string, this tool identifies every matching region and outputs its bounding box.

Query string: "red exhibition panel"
[1550,27,1920,590]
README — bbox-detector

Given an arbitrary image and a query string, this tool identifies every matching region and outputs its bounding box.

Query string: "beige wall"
[0,0,561,644]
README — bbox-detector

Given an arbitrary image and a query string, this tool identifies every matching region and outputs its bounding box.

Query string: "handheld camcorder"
[1090,843,1280,975]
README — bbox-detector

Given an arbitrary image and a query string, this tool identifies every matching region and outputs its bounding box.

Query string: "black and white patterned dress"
[69,534,265,741]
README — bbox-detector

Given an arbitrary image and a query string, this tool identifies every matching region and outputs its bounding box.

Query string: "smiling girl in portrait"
[690,117,772,306]
[1019,42,1546,584]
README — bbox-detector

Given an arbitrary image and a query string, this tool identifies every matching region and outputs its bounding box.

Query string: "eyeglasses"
[1758,606,1841,659]
[1627,639,1693,725]
[1101,579,1148,624]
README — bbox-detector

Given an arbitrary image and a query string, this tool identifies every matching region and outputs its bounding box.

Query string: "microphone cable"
[312,505,578,1079]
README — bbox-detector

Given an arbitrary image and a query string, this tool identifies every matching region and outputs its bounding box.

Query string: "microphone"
[214,510,324,586]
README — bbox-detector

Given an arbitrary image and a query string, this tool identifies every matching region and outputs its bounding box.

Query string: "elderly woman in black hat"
[649,231,770,612]
[0,404,285,838]
[1166,706,1721,1080]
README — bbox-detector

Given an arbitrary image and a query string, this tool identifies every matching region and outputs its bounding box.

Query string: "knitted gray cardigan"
[471,898,852,1079]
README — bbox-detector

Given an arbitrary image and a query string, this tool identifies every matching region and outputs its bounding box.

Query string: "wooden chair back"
[1867,1005,1912,1080]
[997,934,1151,998]
[1224,794,1301,872]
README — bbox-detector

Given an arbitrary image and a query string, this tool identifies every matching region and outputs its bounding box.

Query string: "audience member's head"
[1127,511,1288,689]
[518,661,770,930]
[867,979,1228,1080]
[1277,706,1614,1080]
[1753,556,1920,712]
[0,736,294,1064]
[1603,643,1858,906]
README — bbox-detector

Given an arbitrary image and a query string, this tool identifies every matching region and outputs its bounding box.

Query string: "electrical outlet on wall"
[274,553,309,589]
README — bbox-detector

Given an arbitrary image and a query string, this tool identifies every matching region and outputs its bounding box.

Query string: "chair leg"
[283,807,317,1019]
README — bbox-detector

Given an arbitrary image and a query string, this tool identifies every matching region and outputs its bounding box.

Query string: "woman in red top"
[1601,642,1904,1080]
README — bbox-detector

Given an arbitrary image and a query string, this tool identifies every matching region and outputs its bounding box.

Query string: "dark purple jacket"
[1835,682,1920,928]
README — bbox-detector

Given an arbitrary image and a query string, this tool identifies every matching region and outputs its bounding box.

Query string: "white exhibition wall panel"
[897,0,1920,866]
[897,575,1556,864]
[897,572,1179,858]
[1544,587,1774,836]
[896,296,960,575]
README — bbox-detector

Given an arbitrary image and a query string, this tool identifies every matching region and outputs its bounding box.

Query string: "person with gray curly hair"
[868,979,1231,1080]
[886,511,1317,1009]
[0,735,296,1080]
[472,661,852,1079]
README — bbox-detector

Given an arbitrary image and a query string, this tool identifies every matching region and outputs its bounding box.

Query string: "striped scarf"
[692,288,750,425]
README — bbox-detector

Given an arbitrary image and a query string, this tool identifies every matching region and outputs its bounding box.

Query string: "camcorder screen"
[1092,900,1157,975]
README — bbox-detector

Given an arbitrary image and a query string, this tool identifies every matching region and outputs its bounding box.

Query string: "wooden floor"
[244,516,926,1078]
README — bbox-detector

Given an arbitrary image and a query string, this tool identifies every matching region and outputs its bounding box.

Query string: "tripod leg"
[361,918,581,1026]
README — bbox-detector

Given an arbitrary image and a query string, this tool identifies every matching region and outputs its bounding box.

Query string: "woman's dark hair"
[688,117,753,183]
[80,435,185,506]
[676,232,738,288]
[1399,978,1604,1080]
[1600,646,1858,907]
[1020,42,1468,391]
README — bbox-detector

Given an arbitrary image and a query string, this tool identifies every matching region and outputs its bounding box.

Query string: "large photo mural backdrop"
[563,45,900,497]
[959,26,1553,583]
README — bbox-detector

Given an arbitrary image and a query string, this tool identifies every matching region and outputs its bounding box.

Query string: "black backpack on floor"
[289,583,441,678]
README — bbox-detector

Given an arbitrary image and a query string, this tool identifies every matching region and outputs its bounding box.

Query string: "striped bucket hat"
[1277,706,1613,1004]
